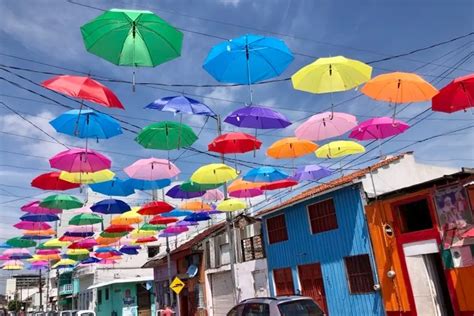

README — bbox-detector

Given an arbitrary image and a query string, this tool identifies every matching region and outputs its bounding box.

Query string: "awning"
[88,276,153,290]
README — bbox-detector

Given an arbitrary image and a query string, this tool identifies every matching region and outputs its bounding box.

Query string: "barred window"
[241,235,265,262]
[308,199,338,234]
[267,214,288,244]
[344,254,375,294]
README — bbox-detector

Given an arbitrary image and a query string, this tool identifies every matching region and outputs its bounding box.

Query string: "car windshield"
[278,299,324,316]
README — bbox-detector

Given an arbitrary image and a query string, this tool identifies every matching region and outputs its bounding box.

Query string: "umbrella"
[129,229,156,239]
[50,148,111,173]
[183,212,211,222]
[190,163,238,184]
[138,201,174,215]
[94,247,117,253]
[59,170,115,184]
[138,223,166,231]
[111,210,143,225]
[69,213,103,226]
[21,201,61,214]
[432,74,474,113]
[59,235,82,242]
[21,235,51,241]
[20,213,59,222]
[202,189,224,202]
[217,199,247,212]
[100,231,128,238]
[149,216,178,225]
[228,179,263,198]
[180,201,212,211]
[349,117,410,140]
[6,237,36,248]
[96,237,120,246]
[260,179,298,191]
[2,260,24,270]
[315,140,365,158]
[41,238,70,249]
[267,137,318,159]
[291,165,333,181]
[224,105,291,129]
[98,258,118,265]
[90,178,135,197]
[295,112,358,141]
[120,245,141,255]
[134,236,158,244]
[229,188,263,198]
[243,167,288,183]
[8,252,32,260]
[91,199,131,215]
[52,258,77,269]
[68,239,98,249]
[0,255,10,260]
[42,75,124,109]
[126,178,172,191]
[124,158,180,180]
[50,109,123,139]
[176,220,198,227]
[161,210,192,217]
[135,121,198,150]
[208,132,262,154]
[66,226,96,233]
[80,257,100,265]
[166,185,204,199]
[14,221,51,230]
[180,181,223,192]
[31,172,80,191]
[163,225,189,234]
[159,232,181,238]
[40,194,83,210]
[104,225,134,233]
[63,231,94,238]
[0,243,12,249]
[145,95,216,116]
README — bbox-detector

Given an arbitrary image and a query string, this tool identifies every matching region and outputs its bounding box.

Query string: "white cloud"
[217,0,241,7]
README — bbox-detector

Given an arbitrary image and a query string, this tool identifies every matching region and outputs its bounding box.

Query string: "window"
[241,235,265,262]
[266,214,288,244]
[273,267,294,296]
[147,245,160,258]
[308,199,338,234]
[228,305,245,316]
[97,289,102,304]
[105,288,109,300]
[397,199,433,233]
[219,243,230,265]
[242,303,270,315]
[344,254,375,294]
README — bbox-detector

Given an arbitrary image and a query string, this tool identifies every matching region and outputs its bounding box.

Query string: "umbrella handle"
[132,70,136,92]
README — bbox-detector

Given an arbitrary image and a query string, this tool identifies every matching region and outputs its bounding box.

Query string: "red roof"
[258,153,409,217]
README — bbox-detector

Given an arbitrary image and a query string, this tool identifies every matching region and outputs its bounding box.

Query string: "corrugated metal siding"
[263,184,384,315]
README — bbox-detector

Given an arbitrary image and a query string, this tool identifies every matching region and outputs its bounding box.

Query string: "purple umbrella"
[349,117,410,140]
[176,220,199,226]
[224,105,291,129]
[291,165,333,181]
[145,96,216,117]
[166,185,205,200]
[159,232,180,238]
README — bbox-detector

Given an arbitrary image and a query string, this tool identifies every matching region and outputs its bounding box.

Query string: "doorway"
[136,284,151,316]
[298,263,328,315]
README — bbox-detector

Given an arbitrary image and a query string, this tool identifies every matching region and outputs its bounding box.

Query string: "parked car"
[227,296,325,316]
[76,312,95,316]
[59,311,76,316]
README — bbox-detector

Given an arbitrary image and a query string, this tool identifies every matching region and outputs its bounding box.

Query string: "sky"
[0,0,473,291]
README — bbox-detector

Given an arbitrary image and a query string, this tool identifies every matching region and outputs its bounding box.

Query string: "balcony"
[59,283,73,295]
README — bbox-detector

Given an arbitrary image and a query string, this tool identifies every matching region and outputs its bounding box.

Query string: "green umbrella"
[7,237,36,248]
[135,121,198,150]
[68,254,89,261]
[139,223,166,231]
[100,231,128,238]
[180,181,223,192]
[40,194,83,210]
[69,213,103,226]
[37,242,61,250]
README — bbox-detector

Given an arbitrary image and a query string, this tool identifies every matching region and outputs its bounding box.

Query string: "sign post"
[170,277,185,316]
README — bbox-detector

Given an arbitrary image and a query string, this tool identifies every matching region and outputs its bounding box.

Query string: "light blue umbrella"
[145,96,216,117]
[243,167,289,183]
[90,178,135,197]
[161,209,193,217]
[50,109,122,139]
[126,178,171,191]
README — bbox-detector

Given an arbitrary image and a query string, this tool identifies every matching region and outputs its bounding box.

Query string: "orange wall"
[449,266,474,311]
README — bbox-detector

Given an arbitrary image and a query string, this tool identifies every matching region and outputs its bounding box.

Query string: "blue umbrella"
[291,165,333,182]
[184,212,211,222]
[90,178,135,197]
[21,235,51,240]
[120,245,141,255]
[90,199,131,215]
[50,109,122,139]
[166,185,205,200]
[161,209,193,217]
[9,253,33,259]
[243,167,289,183]
[145,96,216,117]
[126,178,171,191]
[95,247,116,253]
[63,231,95,238]
[20,213,60,222]
[0,243,12,249]
[80,257,100,265]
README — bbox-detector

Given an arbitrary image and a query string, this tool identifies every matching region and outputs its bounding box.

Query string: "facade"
[58,270,73,310]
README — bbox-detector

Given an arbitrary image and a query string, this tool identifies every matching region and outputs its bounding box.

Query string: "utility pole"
[39,270,43,311]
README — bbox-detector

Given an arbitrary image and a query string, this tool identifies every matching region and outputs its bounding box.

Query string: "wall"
[234,259,269,301]
[96,281,155,316]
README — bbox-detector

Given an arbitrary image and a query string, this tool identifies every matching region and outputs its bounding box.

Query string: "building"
[5,274,45,312]
[58,270,73,310]
[259,153,457,315]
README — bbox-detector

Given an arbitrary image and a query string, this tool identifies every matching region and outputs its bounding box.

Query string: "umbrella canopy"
[166,185,204,199]
[180,201,212,211]
[120,245,141,255]
[20,213,59,222]
[183,212,211,222]
[80,257,100,265]
[291,165,333,181]
[21,235,51,241]
[138,223,166,231]
[190,163,238,185]
[228,179,263,198]
[68,239,98,249]
[243,167,288,183]
[67,249,90,256]
[229,188,263,198]
[180,181,223,192]
[31,172,80,191]
[217,199,247,212]
[59,170,115,184]
[432,74,474,113]
[291,56,372,93]
[21,201,61,214]
[315,140,365,158]
[138,201,174,215]
[208,132,262,154]
[134,236,158,244]
[63,230,94,238]
[41,238,70,249]
[124,158,180,180]
[135,121,198,150]
[129,229,155,239]
[52,258,77,269]
[349,117,410,140]
[69,213,103,226]
[50,148,111,173]
[98,258,119,265]
[267,137,318,159]
[161,209,192,217]
[81,9,183,67]
[149,216,178,225]
[202,189,224,202]
[6,237,36,248]
[90,178,135,197]
[50,109,123,139]
[36,249,60,255]
[96,237,120,246]
[100,231,128,238]
[145,95,216,116]
[111,210,143,225]
[40,194,83,210]
[0,243,12,249]
[126,178,171,191]
[91,199,131,215]
[66,226,96,233]
[14,221,51,230]
[203,34,293,84]
[163,225,189,234]
[105,225,134,233]
[260,179,298,191]
[224,105,291,129]
[295,112,358,141]
[42,75,124,109]
[176,220,198,227]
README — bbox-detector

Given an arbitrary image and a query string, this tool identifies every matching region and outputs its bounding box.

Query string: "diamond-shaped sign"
[170,276,185,295]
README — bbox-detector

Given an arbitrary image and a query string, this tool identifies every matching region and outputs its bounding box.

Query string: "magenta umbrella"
[36,249,60,255]
[349,117,410,140]
[163,225,188,234]
[21,201,61,215]
[31,260,49,267]
[49,148,111,173]
[295,112,357,141]
[202,189,224,202]
[124,158,180,180]
[229,188,263,198]
[0,255,10,260]
[14,221,51,230]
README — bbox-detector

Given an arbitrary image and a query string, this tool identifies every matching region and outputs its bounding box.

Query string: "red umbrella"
[432,74,474,113]
[42,75,124,109]
[68,239,97,249]
[135,236,158,244]
[208,132,262,154]
[137,201,174,215]
[149,216,178,225]
[104,225,134,233]
[31,172,81,191]
[260,179,298,191]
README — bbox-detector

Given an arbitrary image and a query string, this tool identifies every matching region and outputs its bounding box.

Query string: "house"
[365,168,474,316]
[258,152,457,315]
[58,270,73,310]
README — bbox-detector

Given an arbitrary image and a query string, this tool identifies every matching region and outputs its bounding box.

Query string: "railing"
[59,283,73,295]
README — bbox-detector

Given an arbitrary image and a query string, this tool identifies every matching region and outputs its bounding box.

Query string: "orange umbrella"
[96,236,120,245]
[266,137,318,159]
[228,179,262,192]
[179,201,212,211]
[23,229,56,236]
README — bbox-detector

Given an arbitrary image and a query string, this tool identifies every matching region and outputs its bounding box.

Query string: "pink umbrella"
[66,226,96,233]
[163,225,188,234]
[349,117,410,140]
[0,255,10,260]
[3,248,30,256]
[31,260,49,266]
[14,221,52,230]
[2,260,23,267]
[36,249,60,255]
[49,148,111,173]
[21,201,61,214]
[202,189,224,201]
[229,188,263,198]
[295,112,357,141]
[124,158,180,180]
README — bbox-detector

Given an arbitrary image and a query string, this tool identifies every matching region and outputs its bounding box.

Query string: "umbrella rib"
[139,24,181,57]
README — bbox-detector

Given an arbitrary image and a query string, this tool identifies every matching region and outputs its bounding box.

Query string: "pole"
[166,237,173,307]
[39,270,43,311]
[46,267,50,312]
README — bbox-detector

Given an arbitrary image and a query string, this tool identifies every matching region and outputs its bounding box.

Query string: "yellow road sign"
[170,276,185,295]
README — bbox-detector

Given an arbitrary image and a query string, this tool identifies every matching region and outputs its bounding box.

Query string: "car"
[76,312,95,316]
[59,311,76,316]
[227,296,325,316]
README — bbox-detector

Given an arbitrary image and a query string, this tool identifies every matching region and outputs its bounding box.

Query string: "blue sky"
[0,0,472,289]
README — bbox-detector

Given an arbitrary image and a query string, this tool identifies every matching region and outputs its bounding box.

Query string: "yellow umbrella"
[180,201,212,211]
[315,140,365,158]
[3,265,23,270]
[129,229,155,239]
[66,249,90,256]
[291,56,372,94]
[59,169,115,184]
[111,210,143,225]
[190,163,238,184]
[267,137,318,159]
[44,238,70,248]
[217,199,247,212]
[32,254,61,261]
[52,258,77,268]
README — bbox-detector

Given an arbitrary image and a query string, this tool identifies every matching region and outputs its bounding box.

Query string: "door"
[136,284,151,316]
[273,267,294,296]
[211,271,234,316]
[298,263,328,315]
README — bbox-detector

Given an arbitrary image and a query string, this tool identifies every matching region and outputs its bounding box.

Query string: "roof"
[258,153,408,217]
[88,276,153,289]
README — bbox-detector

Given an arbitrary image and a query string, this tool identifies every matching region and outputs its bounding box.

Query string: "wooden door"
[273,267,294,296]
[136,284,151,316]
[298,263,328,314]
